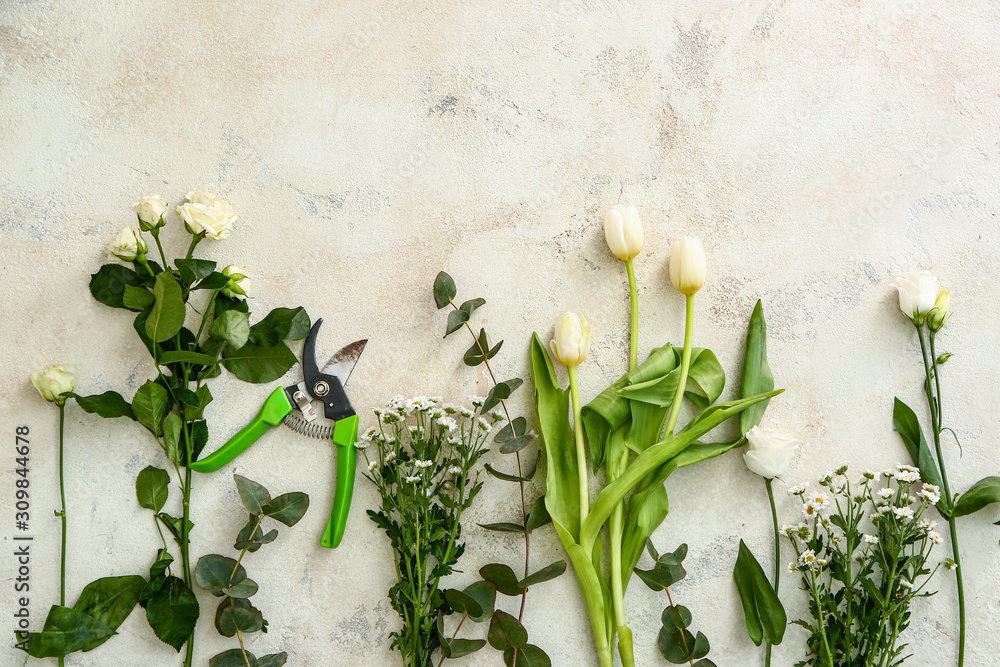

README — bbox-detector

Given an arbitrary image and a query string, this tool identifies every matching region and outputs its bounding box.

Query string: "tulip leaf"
[144,576,200,652]
[146,272,186,343]
[210,310,251,350]
[222,341,298,384]
[739,300,774,435]
[248,307,311,347]
[132,380,168,436]
[733,540,786,647]
[952,476,1000,517]
[434,271,457,308]
[892,397,945,503]
[90,264,142,310]
[70,391,135,421]
[136,465,170,512]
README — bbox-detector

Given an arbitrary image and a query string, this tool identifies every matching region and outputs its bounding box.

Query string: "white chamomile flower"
[893,506,914,520]
[367,461,378,472]
[863,533,879,545]
[945,559,957,570]
[447,436,461,446]
[874,503,892,515]
[460,408,474,418]
[895,464,920,483]
[443,404,458,414]
[360,427,378,443]
[429,396,443,404]
[798,550,816,566]
[862,470,881,483]
[803,493,830,516]
[477,418,491,432]
[404,474,421,483]
[429,408,445,420]
[373,408,383,418]
[439,417,458,432]
[781,524,798,536]
[403,398,419,414]
[877,488,895,500]
[407,425,421,436]
[469,395,485,407]
[918,519,937,533]
[385,452,397,464]
[415,396,434,411]
[491,410,505,421]
[383,412,400,424]
[815,558,828,568]
[448,465,462,475]
[919,484,941,505]
[788,483,808,496]
[415,460,434,469]
[929,531,943,544]
[899,579,913,590]
[788,562,798,572]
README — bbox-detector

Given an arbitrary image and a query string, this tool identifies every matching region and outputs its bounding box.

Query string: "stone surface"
[3,1,1000,665]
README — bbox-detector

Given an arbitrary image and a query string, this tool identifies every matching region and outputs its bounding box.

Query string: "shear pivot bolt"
[314,381,330,397]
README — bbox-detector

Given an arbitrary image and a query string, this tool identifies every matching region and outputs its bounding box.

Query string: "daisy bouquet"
[784,464,942,667]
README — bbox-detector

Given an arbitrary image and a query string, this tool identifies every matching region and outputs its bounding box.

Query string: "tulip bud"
[221,265,252,300]
[743,426,799,479]
[30,364,76,405]
[928,290,950,331]
[892,270,940,325]
[550,312,590,367]
[669,236,706,295]
[106,227,147,262]
[131,195,168,230]
[604,204,643,261]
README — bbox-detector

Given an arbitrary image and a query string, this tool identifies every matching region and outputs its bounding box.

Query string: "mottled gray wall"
[3,1,1000,665]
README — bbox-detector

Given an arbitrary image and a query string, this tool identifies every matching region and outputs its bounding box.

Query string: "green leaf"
[480,563,523,596]
[158,350,218,366]
[72,576,146,651]
[441,637,487,659]
[144,576,199,652]
[162,412,183,464]
[132,381,168,436]
[444,588,484,618]
[195,554,258,598]
[519,560,566,588]
[500,433,536,455]
[479,521,528,534]
[185,385,213,421]
[487,610,528,650]
[460,297,486,315]
[658,625,701,664]
[733,540,786,647]
[174,258,216,285]
[496,417,527,444]
[463,581,496,623]
[234,475,271,515]
[90,264,142,309]
[893,397,945,500]
[464,329,489,366]
[483,378,523,413]
[433,271,456,308]
[524,495,552,533]
[262,492,310,526]
[214,293,250,317]
[635,561,686,591]
[210,310,251,349]
[222,341,298,383]
[26,605,115,658]
[739,300,774,435]
[953,476,1000,517]
[70,391,135,420]
[248,307,311,346]
[146,271,186,343]
[123,285,155,311]
[192,272,231,291]
[215,597,264,637]
[136,466,170,512]
[210,649,256,667]
[157,513,194,549]
[256,654,288,667]
[485,457,538,483]
[512,644,551,667]
[185,419,210,464]
[234,512,278,553]
[446,308,470,337]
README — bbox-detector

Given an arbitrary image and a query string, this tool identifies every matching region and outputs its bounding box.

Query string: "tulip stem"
[665,295,695,435]
[567,365,590,523]
[626,258,638,371]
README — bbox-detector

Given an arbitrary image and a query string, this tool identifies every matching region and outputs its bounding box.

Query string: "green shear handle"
[189,387,359,549]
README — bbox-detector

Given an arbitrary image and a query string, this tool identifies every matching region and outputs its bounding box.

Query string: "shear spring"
[282,413,333,440]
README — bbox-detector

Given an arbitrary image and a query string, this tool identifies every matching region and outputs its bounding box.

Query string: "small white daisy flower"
[477,418,491,432]
[414,460,434,469]
[360,426,378,443]
[469,395,485,407]
[899,579,913,590]
[893,506,914,520]
[460,408,475,418]
[798,550,816,566]
[404,474,421,483]
[929,531,943,544]
[385,452,397,464]
[367,461,378,472]
[429,408,445,420]
[439,417,458,432]
[919,484,941,505]
[863,534,879,545]
[448,465,462,475]
[877,488,895,499]
[788,483,808,496]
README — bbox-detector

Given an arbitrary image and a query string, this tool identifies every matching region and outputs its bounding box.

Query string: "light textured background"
[3,1,1000,665]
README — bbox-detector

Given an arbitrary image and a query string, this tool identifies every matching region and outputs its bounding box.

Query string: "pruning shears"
[189,319,366,549]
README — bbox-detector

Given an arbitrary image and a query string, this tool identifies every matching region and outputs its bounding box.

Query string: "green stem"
[808,570,835,667]
[608,446,631,665]
[181,465,194,667]
[149,228,168,267]
[664,294,695,434]
[917,325,964,667]
[57,402,67,667]
[185,233,203,260]
[626,258,638,371]
[567,365,589,523]
[765,477,780,667]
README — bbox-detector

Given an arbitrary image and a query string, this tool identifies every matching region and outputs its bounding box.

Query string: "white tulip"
[892,270,940,324]
[604,204,643,261]
[131,195,168,228]
[30,364,77,405]
[550,312,590,367]
[669,236,706,295]
[743,426,799,479]
[177,191,238,240]
[106,227,146,262]
[221,265,252,300]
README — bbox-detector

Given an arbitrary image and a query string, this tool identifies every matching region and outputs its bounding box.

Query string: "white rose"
[743,426,799,479]
[550,312,590,367]
[669,236,706,295]
[221,265,252,300]
[604,204,643,261]
[106,227,146,262]
[131,195,168,228]
[892,270,940,324]
[177,191,238,240]
[30,364,77,405]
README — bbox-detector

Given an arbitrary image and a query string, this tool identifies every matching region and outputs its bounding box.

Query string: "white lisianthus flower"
[177,191,238,240]
[131,195,168,228]
[550,312,590,367]
[30,364,77,405]
[929,290,951,331]
[106,227,146,262]
[220,265,252,300]
[604,204,643,261]
[892,270,941,324]
[669,235,706,295]
[743,426,799,479]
